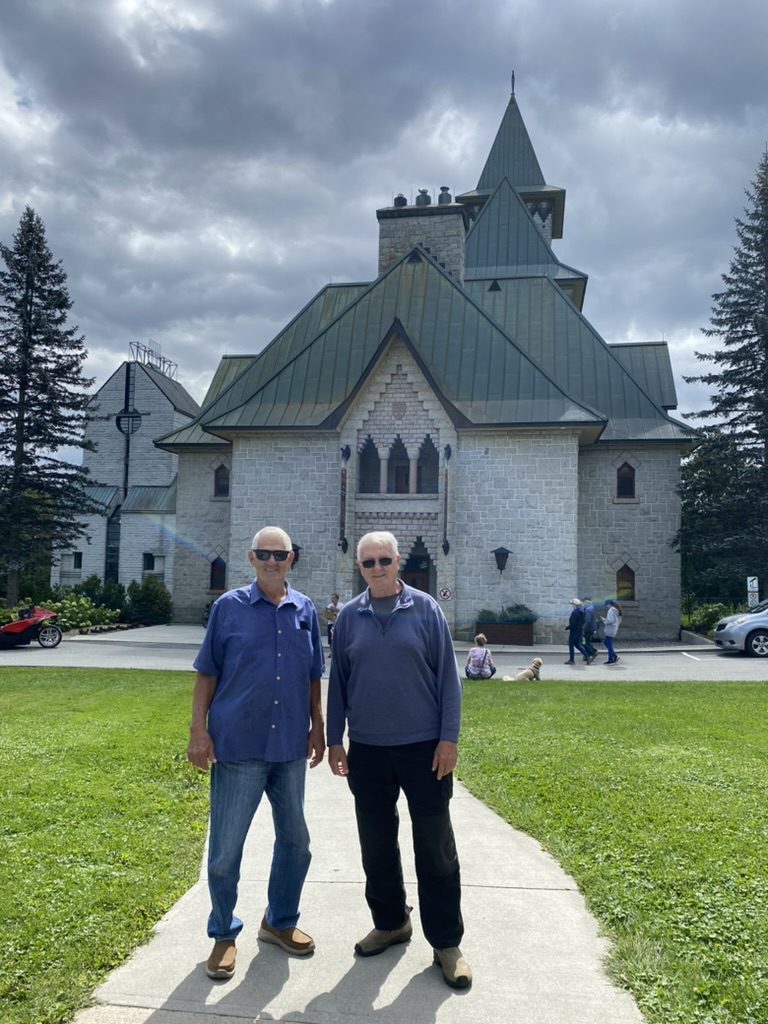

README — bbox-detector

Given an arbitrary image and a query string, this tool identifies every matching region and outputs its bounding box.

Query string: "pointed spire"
[477,86,545,192]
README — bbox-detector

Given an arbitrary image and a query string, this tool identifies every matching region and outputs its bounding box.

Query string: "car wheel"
[37,624,63,648]
[745,630,768,658]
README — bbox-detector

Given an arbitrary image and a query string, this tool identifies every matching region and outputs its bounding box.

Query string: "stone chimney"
[377,187,468,283]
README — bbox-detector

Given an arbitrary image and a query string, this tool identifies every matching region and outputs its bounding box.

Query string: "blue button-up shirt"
[194,580,324,763]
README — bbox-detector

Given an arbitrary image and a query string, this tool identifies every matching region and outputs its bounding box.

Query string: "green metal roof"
[610,342,679,411]
[465,178,587,307]
[464,275,694,443]
[121,479,177,514]
[141,364,200,418]
[197,247,604,438]
[154,284,369,451]
[84,485,118,508]
[476,91,545,191]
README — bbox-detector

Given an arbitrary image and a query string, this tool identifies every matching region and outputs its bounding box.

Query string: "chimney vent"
[438,186,452,205]
[394,193,408,208]
[415,189,432,207]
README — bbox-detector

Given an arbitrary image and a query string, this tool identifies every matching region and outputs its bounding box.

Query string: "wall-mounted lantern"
[491,546,511,574]
[292,544,303,566]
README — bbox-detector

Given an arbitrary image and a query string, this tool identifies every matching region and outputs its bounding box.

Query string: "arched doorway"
[401,538,433,594]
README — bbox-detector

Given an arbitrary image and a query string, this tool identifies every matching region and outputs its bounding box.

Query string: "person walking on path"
[601,599,622,664]
[187,526,325,982]
[565,598,590,665]
[464,633,497,678]
[323,593,345,648]
[582,598,599,663]
[327,530,471,989]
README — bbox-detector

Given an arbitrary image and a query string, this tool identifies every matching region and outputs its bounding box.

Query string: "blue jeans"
[604,635,616,661]
[568,629,588,661]
[207,758,311,941]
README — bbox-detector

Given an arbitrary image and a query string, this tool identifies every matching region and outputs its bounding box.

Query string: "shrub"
[125,575,173,625]
[685,602,734,636]
[48,593,121,631]
[476,604,538,623]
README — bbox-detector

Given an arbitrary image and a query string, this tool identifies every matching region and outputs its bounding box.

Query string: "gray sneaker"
[433,946,472,988]
[354,918,413,956]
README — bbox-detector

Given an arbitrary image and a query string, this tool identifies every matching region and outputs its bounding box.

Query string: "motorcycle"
[0,606,63,649]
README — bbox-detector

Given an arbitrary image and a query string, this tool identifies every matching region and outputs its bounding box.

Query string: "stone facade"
[578,446,684,639]
[377,203,468,282]
[51,359,197,594]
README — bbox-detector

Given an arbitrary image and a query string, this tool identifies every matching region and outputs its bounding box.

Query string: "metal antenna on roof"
[511,70,515,95]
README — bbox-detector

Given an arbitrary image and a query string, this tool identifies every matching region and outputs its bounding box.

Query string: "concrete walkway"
[64,625,649,1024]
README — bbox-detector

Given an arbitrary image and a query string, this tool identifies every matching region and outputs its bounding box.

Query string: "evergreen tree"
[0,206,99,604]
[675,426,765,608]
[685,150,768,459]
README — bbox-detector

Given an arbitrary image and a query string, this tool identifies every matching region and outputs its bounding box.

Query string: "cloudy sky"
[1,0,766,424]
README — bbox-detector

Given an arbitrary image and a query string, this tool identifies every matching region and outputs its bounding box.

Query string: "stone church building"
[153,85,694,641]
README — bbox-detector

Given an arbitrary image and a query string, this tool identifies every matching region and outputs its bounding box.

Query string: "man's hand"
[187,728,216,771]
[307,721,326,768]
[328,743,349,776]
[432,740,457,780]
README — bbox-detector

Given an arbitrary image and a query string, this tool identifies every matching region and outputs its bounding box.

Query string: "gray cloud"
[1,0,765,421]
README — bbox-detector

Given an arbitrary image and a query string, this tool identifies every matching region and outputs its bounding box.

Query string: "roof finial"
[511,69,515,95]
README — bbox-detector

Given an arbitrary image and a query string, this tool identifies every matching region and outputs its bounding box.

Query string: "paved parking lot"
[1,624,766,682]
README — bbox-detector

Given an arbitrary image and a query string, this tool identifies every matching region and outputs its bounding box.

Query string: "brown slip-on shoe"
[258,916,315,956]
[433,946,472,989]
[205,939,236,980]
[354,918,413,957]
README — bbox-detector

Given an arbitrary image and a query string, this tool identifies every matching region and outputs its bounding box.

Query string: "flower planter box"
[475,621,534,646]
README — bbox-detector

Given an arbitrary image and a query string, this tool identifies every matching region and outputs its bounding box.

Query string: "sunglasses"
[359,557,394,569]
[252,549,291,562]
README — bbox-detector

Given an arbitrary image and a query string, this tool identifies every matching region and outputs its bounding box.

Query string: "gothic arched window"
[210,557,226,591]
[388,437,410,493]
[214,464,230,498]
[616,462,635,499]
[358,437,380,493]
[417,435,439,494]
[616,564,635,601]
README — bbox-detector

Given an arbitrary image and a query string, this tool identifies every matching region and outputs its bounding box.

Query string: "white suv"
[713,600,768,658]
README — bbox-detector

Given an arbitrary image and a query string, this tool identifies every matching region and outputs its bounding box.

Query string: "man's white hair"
[251,526,292,551]
[356,531,399,561]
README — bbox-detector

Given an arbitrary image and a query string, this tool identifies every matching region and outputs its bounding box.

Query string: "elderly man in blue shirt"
[188,526,325,981]
[327,530,471,989]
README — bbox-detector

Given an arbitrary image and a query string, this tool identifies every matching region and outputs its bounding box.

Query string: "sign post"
[747,576,759,608]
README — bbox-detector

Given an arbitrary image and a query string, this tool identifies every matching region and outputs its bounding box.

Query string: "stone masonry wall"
[377,205,467,282]
[578,445,684,639]
[119,511,176,591]
[453,430,581,643]
[84,363,183,491]
[171,448,232,623]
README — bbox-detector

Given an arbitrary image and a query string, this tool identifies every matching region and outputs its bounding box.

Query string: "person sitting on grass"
[465,633,497,678]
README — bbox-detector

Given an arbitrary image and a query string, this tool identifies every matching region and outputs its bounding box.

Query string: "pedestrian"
[464,633,497,678]
[324,592,345,647]
[565,598,589,665]
[582,597,598,663]
[601,599,622,664]
[327,530,471,989]
[187,526,325,982]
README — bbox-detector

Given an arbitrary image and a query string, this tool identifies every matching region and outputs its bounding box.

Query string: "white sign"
[749,593,760,607]
[439,587,452,601]
[747,576,758,591]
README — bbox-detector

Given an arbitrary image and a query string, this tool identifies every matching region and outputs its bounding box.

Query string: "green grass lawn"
[458,678,768,1024]
[3,669,768,1024]
[0,668,209,1024]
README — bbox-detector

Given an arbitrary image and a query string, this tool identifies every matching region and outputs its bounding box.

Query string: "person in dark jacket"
[565,598,589,665]
[327,530,471,989]
[582,597,598,664]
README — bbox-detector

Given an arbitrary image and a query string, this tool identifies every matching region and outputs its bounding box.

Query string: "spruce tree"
[681,152,768,604]
[0,206,99,605]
